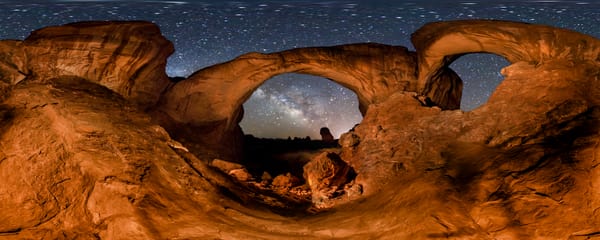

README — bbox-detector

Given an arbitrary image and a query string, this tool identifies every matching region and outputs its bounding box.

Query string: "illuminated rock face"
[0,20,598,239]
[159,43,417,123]
[0,21,173,108]
[303,152,354,208]
[411,19,600,109]
[153,43,421,159]
[339,60,599,238]
[0,40,28,99]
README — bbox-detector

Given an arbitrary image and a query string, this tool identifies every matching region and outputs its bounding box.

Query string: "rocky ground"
[208,137,360,214]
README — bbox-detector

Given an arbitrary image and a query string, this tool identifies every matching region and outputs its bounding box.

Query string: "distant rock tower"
[320,127,334,143]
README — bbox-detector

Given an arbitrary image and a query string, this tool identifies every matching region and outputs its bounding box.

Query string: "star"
[1,0,597,139]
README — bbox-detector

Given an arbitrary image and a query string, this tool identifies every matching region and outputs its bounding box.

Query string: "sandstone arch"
[2,20,600,239]
[157,43,418,150]
[412,20,600,109]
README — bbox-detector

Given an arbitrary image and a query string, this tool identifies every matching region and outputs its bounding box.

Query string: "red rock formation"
[338,58,599,238]
[0,20,598,239]
[412,19,600,109]
[0,21,173,108]
[0,40,28,99]
[159,43,416,123]
[153,43,419,160]
[334,21,600,238]
[319,127,334,142]
[303,152,354,208]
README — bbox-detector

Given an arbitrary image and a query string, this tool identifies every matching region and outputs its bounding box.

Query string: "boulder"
[211,159,244,172]
[228,168,253,182]
[271,173,301,190]
[261,171,273,182]
[303,152,354,207]
[339,132,360,147]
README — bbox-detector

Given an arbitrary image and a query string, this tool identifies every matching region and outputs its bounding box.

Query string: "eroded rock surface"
[0,20,598,239]
[303,152,355,208]
[0,77,227,238]
[412,19,600,109]
[338,58,599,238]
[153,43,424,160]
[0,21,173,108]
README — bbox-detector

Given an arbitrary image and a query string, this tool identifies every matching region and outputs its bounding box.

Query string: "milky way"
[0,0,598,139]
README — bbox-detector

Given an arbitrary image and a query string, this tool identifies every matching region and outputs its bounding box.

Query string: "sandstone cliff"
[0,20,598,239]
[0,21,173,108]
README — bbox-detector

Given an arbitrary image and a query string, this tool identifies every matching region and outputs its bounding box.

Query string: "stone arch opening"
[232,73,363,214]
[156,43,417,213]
[449,53,510,111]
[239,73,363,140]
[238,72,362,185]
[411,20,600,110]
[158,43,417,161]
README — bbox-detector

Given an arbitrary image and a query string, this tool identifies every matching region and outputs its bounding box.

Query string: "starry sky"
[1,0,598,139]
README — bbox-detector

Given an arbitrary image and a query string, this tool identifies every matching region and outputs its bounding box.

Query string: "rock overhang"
[411,19,600,110]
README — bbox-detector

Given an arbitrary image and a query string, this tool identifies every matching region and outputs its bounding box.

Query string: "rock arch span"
[157,43,418,147]
[412,20,600,109]
[1,20,600,239]
[153,20,600,160]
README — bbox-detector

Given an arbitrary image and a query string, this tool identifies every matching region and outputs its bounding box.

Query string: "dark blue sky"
[1,0,598,138]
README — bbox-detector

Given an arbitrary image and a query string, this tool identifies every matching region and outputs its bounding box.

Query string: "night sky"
[1,0,598,139]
